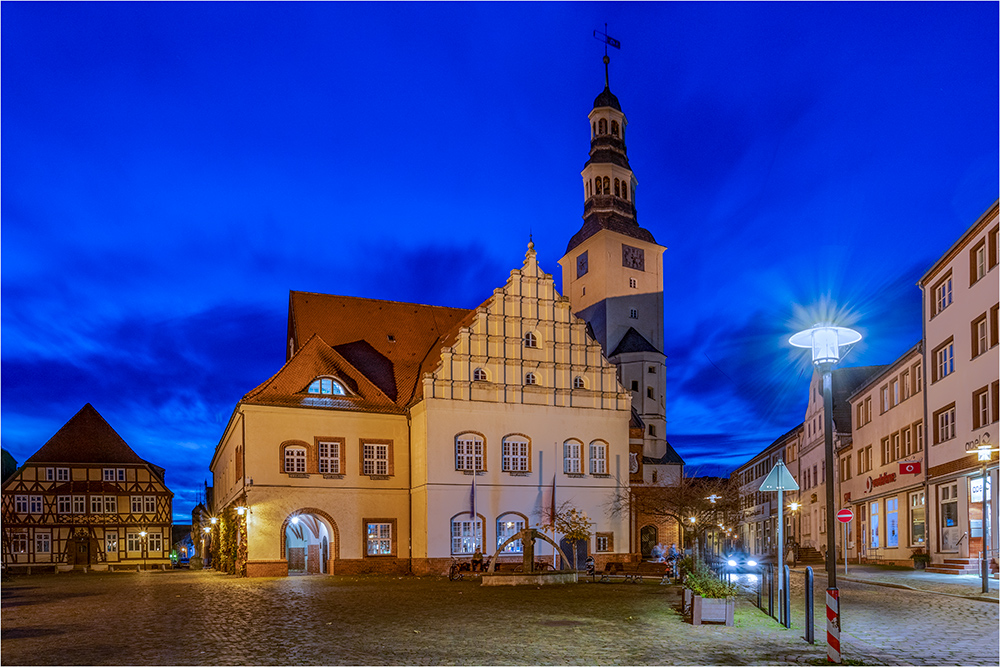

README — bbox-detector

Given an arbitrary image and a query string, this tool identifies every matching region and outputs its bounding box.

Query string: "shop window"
[939,483,960,551]
[869,501,880,549]
[886,498,898,548]
[909,491,925,546]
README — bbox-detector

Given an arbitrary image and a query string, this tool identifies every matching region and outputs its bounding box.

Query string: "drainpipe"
[407,411,413,574]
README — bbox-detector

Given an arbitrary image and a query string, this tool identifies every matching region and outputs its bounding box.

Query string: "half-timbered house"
[1,404,173,572]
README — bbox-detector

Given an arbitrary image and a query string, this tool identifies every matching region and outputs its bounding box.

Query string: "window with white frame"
[886,498,899,548]
[58,496,71,514]
[909,491,925,546]
[563,440,582,474]
[891,379,899,406]
[934,341,954,381]
[497,516,525,552]
[573,376,585,389]
[501,437,528,472]
[14,495,28,513]
[933,274,952,316]
[589,441,608,475]
[363,442,389,476]
[35,532,51,554]
[366,522,392,555]
[451,517,482,554]
[915,421,924,451]
[596,533,613,552]
[103,468,115,482]
[974,315,989,357]
[73,496,86,513]
[117,468,126,481]
[45,467,54,481]
[104,496,118,514]
[973,241,987,283]
[456,435,484,471]
[12,532,28,553]
[473,368,488,381]
[56,467,70,481]
[902,428,912,457]
[127,532,142,552]
[934,404,956,444]
[106,532,118,554]
[869,500,880,548]
[880,386,889,413]
[913,363,922,392]
[143,496,156,514]
[901,370,911,400]
[90,496,104,514]
[973,386,991,429]
[131,496,143,513]
[284,446,307,473]
[523,331,538,348]
[319,440,340,474]
[307,377,347,395]
[148,532,162,553]
[524,372,537,385]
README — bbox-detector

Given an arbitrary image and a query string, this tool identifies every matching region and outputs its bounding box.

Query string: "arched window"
[614,178,621,197]
[622,182,628,200]
[603,176,610,193]
[598,118,607,135]
[592,121,596,138]
[595,178,602,195]
[611,120,619,137]
[451,513,483,555]
[307,377,346,396]
[501,435,530,472]
[473,368,488,382]
[455,433,484,471]
[589,440,608,475]
[497,513,527,553]
[524,372,537,386]
[524,331,538,348]
[283,445,307,473]
[573,376,585,389]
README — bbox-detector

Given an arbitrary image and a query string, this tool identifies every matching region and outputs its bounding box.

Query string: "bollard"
[805,566,815,644]
[783,565,791,629]
[756,566,762,610]
[827,587,841,663]
[767,563,774,618]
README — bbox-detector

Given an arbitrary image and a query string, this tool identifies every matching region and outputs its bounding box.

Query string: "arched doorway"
[640,524,658,559]
[283,511,337,575]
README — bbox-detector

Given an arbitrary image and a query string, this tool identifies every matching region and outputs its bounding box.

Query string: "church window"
[451,516,482,555]
[630,308,638,319]
[563,440,582,474]
[473,368,488,382]
[592,122,596,138]
[603,176,610,193]
[456,434,485,471]
[611,120,619,137]
[573,376,585,389]
[594,178,602,195]
[284,446,307,473]
[501,436,529,472]
[614,179,621,197]
[589,441,608,475]
[524,372,537,386]
[524,331,538,348]
[598,118,607,135]
[622,182,628,200]
[307,377,346,396]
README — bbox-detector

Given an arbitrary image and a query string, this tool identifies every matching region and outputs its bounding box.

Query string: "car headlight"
[748,560,757,567]
[727,559,737,567]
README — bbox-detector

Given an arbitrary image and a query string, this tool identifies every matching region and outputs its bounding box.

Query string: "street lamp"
[790,322,861,664]
[139,530,148,571]
[967,441,998,594]
[789,502,801,564]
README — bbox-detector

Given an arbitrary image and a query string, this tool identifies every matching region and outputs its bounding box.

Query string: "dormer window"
[307,378,346,396]
[611,120,619,137]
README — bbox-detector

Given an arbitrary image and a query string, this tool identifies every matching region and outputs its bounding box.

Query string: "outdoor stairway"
[796,546,825,565]
[926,557,986,575]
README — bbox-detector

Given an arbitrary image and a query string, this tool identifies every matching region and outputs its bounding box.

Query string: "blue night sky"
[3,3,997,522]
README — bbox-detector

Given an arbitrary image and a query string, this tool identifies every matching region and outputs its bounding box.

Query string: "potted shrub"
[682,558,737,626]
[911,548,930,570]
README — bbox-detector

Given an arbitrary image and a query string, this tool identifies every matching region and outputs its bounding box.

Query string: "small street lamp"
[139,530,148,572]
[967,441,998,594]
[790,322,861,664]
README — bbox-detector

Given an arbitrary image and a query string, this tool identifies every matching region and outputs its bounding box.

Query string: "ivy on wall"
[212,499,248,576]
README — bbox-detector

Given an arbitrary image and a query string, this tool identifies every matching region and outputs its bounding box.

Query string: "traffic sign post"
[759,460,800,607]
[837,508,853,576]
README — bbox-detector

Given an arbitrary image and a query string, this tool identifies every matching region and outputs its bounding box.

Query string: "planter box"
[691,594,734,626]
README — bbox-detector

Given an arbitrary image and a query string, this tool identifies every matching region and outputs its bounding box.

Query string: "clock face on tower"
[577,251,589,278]
[622,244,645,271]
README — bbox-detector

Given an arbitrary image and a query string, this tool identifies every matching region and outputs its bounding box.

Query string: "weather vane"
[593,23,621,88]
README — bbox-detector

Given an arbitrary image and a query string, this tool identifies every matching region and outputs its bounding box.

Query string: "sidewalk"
[790,563,999,602]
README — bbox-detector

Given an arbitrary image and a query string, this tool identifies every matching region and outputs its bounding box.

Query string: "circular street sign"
[837,508,854,523]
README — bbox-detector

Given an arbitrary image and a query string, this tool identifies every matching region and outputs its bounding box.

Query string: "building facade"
[920,201,998,570]
[1,404,173,572]
[734,425,803,557]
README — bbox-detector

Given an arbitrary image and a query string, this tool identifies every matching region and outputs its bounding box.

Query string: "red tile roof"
[287,292,471,408]
[26,404,149,465]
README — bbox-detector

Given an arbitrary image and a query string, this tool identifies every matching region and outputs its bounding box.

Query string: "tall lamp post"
[139,530,148,571]
[790,323,861,665]
[968,441,997,594]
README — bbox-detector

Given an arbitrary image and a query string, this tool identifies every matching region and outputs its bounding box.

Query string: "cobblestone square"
[2,570,997,666]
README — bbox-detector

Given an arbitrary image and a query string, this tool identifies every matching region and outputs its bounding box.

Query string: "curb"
[838,575,1000,604]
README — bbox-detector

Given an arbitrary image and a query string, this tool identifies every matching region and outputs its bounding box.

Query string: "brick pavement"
[1,569,997,666]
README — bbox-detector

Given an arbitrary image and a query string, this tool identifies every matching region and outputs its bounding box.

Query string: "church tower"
[558,57,669,461]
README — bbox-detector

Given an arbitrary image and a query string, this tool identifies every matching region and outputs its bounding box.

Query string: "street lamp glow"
[789,324,862,365]
[210,517,218,525]
[236,506,247,516]
[688,516,696,524]
[789,502,801,511]
[203,526,211,533]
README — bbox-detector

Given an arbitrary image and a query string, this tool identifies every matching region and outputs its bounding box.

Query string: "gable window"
[630,308,638,319]
[14,495,28,513]
[117,468,126,481]
[45,467,54,481]
[284,446,307,473]
[451,516,482,554]
[143,496,156,514]
[563,440,582,474]
[524,372,537,385]
[473,368,488,382]
[103,468,115,482]
[573,376,585,389]
[501,436,529,472]
[932,273,952,316]
[524,331,538,348]
[131,496,143,513]
[318,440,341,474]
[497,515,526,553]
[456,434,485,472]
[362,442,391,476]
[589,441,608,475]
[366,522,393,556]
[307,378,346,396]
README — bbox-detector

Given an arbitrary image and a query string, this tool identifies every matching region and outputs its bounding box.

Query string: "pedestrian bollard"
[756,566,762,610]
[782,564,791,629]
[767,563,774,619]
[804,566,815,644]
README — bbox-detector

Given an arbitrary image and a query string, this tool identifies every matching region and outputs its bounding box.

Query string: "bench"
[600,560,672,584]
